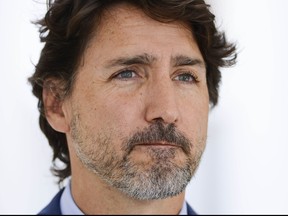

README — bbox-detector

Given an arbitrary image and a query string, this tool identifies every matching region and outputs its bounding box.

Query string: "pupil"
[121,71,132,78]
[180,74,190,81]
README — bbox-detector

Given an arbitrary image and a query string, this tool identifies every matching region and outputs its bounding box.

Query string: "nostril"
[152,117,164,122]
[150,110,178,124]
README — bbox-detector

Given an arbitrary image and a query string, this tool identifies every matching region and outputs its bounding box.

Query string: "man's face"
[63,3,209,200]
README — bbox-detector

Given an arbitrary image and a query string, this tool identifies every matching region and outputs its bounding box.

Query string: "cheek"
[78,88,142,136]
[180,93,209,142]
[182,110,208,157]
[183,109,208,137]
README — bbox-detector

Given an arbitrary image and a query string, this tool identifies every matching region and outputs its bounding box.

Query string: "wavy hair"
[28,0,237,184]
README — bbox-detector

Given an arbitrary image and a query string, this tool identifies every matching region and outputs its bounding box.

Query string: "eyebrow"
[104,53,205,70]
[172,55,206,68]
[104,53,156,68]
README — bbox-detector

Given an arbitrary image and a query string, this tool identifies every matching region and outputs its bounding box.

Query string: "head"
[29,0,236,200]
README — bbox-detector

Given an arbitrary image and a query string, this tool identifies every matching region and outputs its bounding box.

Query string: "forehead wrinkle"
[104,53,157,68]
[87,4,205,73]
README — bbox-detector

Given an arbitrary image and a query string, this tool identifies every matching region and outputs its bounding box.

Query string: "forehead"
[81,2,203,67]
[101,2,189,27]
[93,2,197,47]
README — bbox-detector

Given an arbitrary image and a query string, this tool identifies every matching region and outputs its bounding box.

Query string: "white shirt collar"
[179,201,188,215]
[60,180,84,215]
[60,180,188,215]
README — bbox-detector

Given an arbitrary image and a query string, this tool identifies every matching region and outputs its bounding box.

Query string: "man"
[29,0,236,214]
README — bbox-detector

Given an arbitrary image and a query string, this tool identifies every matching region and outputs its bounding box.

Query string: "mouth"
[128,142,186,162]
[134,142,180,149]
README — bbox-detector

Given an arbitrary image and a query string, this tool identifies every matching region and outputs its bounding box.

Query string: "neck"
[70,162,185,215]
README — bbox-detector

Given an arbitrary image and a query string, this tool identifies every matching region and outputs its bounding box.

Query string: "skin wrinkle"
[58,3,210,213]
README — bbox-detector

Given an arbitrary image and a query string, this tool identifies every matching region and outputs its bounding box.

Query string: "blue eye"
[115,70,136,79]
[175,73,197,83]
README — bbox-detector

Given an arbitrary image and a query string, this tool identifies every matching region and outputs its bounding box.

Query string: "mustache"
[123,121,192,155]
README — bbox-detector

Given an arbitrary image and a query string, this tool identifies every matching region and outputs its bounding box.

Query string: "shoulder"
[38,189,64,215]
[187,202,197,215]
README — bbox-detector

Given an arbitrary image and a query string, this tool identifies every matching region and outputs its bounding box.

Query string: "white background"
[0,0,287,214]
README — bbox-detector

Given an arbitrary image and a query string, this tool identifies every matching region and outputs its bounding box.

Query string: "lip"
[134,142,180,148]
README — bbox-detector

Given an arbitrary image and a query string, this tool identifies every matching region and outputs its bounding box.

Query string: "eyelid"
[116,69,136,78]
[110,67,141,80]
[173,70,199,82]
[186,71,199,81]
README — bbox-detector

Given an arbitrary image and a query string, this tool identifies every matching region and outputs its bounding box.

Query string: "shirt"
[60,180,188,215]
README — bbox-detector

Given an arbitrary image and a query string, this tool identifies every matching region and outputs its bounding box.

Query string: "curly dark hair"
[28,0,237,184]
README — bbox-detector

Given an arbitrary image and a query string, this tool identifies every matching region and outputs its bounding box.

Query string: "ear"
[42,80,70,133]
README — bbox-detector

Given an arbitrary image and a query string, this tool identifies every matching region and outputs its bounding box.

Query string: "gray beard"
[71,115,204,200]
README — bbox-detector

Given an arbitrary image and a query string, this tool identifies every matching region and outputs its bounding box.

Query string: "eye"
[114,69,137,80]
[174,73,198,83]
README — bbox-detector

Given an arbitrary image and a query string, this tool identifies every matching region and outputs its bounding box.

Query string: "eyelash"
[112,69,138,80]
[173,71,199,83]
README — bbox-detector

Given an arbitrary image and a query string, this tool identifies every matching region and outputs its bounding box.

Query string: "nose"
[144,77,180,124]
